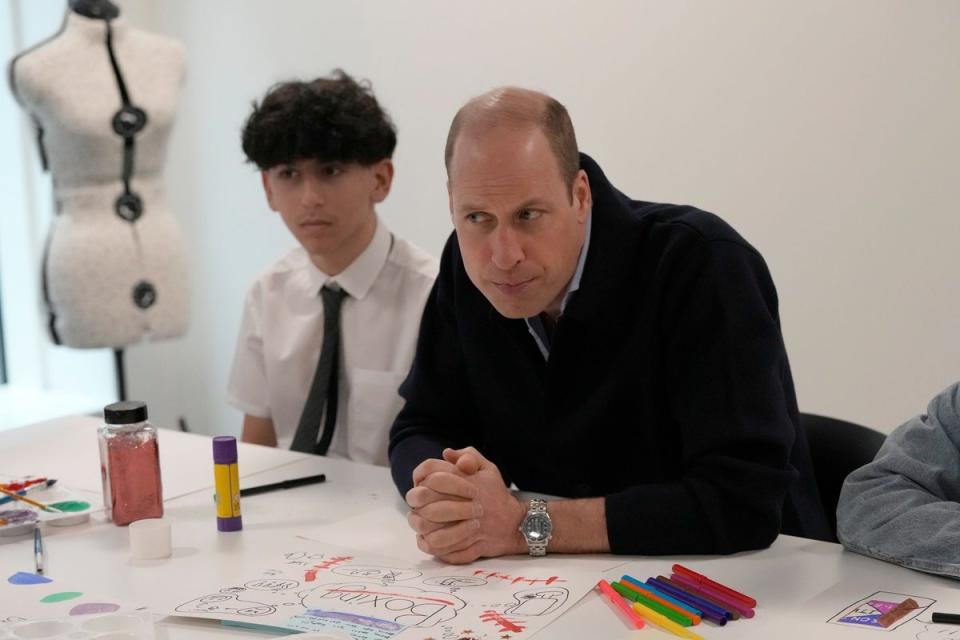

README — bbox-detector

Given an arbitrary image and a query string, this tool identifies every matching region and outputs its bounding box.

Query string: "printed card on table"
[828,591,935,632]
[169,541,598,639]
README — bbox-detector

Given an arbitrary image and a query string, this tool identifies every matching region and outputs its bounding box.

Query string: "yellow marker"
[632,601,705,640]
[213,436,242,532]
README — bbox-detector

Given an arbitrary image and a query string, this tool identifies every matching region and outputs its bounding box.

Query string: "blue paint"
[8,572,52,585]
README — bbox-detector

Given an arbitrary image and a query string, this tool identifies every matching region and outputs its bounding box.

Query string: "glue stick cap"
[213,436,238,464]
[104,400,148,424]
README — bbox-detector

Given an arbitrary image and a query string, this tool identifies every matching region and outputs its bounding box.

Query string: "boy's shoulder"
[245,246,313,301]
[388,234,440,282]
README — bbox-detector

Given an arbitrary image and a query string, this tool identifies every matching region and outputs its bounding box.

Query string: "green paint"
[49,501,90,512]
[41,592,82,603]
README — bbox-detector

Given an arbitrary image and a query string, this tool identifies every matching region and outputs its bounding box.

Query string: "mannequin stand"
[113,347,188,431]
[113,347,126,401]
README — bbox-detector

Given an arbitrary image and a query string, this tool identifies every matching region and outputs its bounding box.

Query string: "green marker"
[611,581,693,626]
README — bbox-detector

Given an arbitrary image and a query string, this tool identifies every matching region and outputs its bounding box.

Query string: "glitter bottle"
[98,401,163,526]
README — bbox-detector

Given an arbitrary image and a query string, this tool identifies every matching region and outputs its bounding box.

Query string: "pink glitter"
[104,430,163,526]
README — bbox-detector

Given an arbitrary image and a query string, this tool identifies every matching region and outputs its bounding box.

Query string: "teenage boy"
[229,70,438,465]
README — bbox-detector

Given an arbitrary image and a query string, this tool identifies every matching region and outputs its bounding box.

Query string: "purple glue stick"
[213,436,242,532]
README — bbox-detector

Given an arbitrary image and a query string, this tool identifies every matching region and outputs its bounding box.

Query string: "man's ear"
[261,170,277,211]
[572,169,591,223]
[370,158,394,204]
[447,180,454,221]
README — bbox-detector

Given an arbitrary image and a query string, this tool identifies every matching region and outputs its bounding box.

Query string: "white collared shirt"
[227,219,438,465]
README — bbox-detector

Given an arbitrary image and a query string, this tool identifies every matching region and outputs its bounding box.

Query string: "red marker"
[671,573,754,618]
[672,564,756,609]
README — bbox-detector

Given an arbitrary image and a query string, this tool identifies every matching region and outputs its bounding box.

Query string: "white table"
[2,417,959,639]
[0,416,309,500]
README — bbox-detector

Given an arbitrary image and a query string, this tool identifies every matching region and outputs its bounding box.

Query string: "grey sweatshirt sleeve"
[837,382,960,578]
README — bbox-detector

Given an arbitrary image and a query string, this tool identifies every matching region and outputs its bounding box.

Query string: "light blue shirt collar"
[525,209,592,360]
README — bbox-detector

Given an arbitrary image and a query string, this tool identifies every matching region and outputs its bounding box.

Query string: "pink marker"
[672,564,757,608]
[597,580,645,629]
[671,573,755,618]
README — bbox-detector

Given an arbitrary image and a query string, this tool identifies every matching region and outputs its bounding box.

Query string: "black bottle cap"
[104,400,148,424]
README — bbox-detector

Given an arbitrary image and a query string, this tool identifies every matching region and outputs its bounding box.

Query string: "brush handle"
[0,480,55,506]
[0,487,59,512]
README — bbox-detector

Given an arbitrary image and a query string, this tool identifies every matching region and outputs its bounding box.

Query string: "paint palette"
[0,482,98,537]
[0,609,154,640]
[3,571,145,632]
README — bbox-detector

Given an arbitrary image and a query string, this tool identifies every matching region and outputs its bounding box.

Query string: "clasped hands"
[405,446,526,564]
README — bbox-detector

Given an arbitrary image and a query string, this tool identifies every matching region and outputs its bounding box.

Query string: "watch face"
[522,512,553,542]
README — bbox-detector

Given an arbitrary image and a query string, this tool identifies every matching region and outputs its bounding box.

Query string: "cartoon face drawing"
[331,566,421,584]
[504,588,568,616]
[423,577,488,590]
[245,579,299,592]
[284,552,326,565]
[175,592,277,617]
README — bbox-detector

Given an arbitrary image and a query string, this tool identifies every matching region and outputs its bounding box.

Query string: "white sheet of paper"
[741,579,959,639]
[166,538,600,639]
[0,573,142,625]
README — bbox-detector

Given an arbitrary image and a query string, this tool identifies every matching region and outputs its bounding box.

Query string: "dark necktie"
[290,285,348,454]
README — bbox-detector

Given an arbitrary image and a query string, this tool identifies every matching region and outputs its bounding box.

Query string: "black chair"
[800,412,886,542]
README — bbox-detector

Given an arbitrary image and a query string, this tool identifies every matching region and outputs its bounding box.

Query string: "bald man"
[389,88,831,564]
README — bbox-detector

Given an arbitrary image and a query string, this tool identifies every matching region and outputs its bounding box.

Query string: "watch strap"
[522,499,551,556]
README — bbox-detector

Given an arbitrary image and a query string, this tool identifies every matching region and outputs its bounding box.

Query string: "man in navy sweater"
[389,87,830,563]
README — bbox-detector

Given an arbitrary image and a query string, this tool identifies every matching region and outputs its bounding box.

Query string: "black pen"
[932,612,960,625]
[34,526,44,575]
[240,473,326,497]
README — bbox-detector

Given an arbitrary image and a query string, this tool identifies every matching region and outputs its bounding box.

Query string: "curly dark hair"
[241,69,396,170]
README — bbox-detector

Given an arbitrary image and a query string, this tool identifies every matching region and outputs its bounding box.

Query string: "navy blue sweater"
[389,154,831,554]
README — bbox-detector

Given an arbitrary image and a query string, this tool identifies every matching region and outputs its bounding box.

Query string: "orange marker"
[597,580,645,629]
[618,578,702,624]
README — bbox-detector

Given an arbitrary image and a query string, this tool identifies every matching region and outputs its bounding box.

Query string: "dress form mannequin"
[8,2,190,382]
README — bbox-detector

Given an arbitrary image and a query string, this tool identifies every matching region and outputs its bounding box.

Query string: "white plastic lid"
[128,517,171,560]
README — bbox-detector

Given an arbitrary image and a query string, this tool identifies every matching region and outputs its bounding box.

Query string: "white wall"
[24,0,960,435]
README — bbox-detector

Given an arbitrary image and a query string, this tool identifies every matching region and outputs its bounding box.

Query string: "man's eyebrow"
[456,198,549,213]
[514,198,549,211]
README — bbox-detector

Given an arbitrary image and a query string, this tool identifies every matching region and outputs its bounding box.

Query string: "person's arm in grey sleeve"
[837,382,960,578]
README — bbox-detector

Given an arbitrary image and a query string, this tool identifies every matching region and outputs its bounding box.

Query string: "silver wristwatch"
[519,499,553,556]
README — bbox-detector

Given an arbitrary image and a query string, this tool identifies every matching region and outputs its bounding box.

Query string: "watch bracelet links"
[525,498,550,556]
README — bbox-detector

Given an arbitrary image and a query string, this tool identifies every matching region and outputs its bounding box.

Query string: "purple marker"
[213,436,242,532]
[672,572,755,618]
[647,577,728,625]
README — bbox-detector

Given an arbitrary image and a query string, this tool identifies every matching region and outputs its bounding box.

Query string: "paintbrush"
[0,479,58,506]
[0,476,50,492]
[0,487,61,513]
